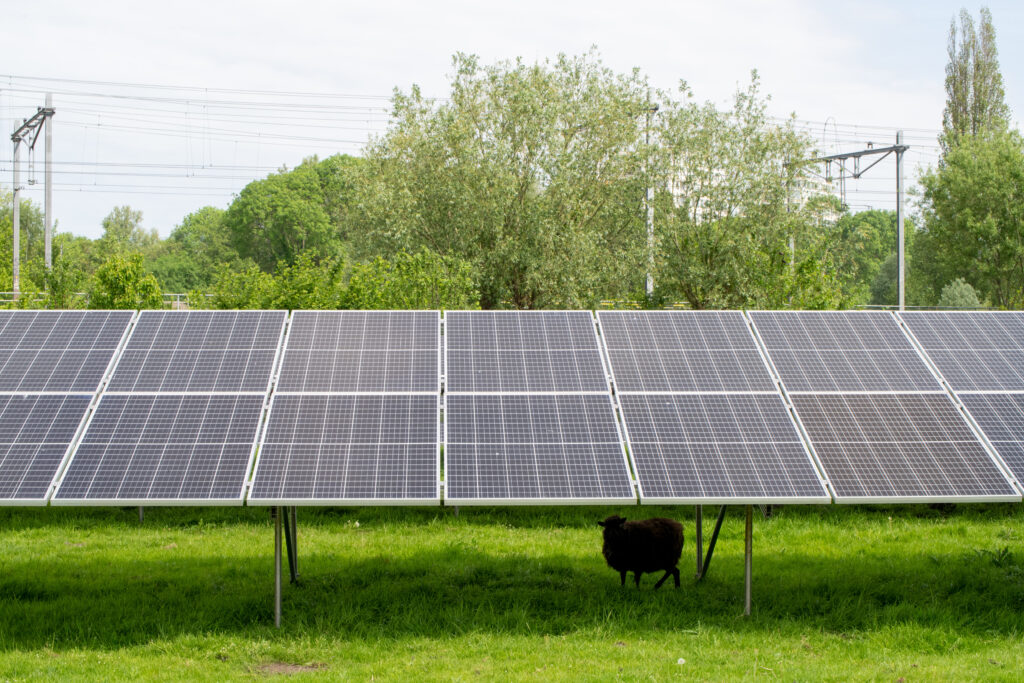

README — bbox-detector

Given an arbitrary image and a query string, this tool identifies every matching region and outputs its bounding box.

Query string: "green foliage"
[826,210,910,304]
[654,73,843,309]
[942,7,1010,155]
[354,51,651,309]
[89,253,163,309]
[224,156,358,271]
[919,130,1024,308]
[199,262,275,310]
[938,277,983,308]
[147,206,240,292]
[96,206,160,257]
[44,247,87,309]
[341,249,480,310]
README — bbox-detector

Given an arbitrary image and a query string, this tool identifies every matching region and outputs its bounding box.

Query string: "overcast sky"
[3,1,1023,240]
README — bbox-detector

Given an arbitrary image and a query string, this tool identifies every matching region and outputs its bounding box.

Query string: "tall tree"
[97,206,159,256]
[941,7,1010,155]
[353,51,652,309]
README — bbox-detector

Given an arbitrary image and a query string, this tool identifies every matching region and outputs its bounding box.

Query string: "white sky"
[2,0,1023,239]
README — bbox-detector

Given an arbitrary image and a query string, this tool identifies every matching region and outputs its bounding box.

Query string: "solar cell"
[597,311,775,392]
[617,394,828,503]
[0,310,133,392]
[444,394,635,503]
[276,311,439,393]
[249,394,439,504]
[791,393,1019,502]
[749,311,939,392]
[445,311,608,392]
[0,394,91,503]
[107,310,286,393]
[958,393,1024,484]
[900,311,1024,392]
[52,394,264,504]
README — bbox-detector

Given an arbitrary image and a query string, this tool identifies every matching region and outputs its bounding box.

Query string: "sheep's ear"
[620,517,627,523]
[597,520,605,527]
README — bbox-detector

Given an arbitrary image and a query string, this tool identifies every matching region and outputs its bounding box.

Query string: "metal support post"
[695,505,703,578]
[290,506,298,580]
[138,506,144,523]
[283,506,297,583]
[696,506,727,581]
[44,93,53,271]
[274,506,282,628]
[744,505,752,617]
[12,141,20,297]
[896,130,905,310]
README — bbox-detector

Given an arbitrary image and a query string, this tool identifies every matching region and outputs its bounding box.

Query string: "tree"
[89,253,162,309]
[937,278,982,308]
[147,206,240,292]
[96,206,160,256]
[224,155,356,271]
[341,249,479,309]
[353,51,652,309]
[941,7,1010,155]
[919,130,1024,309]
[654,73,842,309]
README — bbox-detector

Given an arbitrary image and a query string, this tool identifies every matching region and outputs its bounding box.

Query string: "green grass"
[2,504,1023,681]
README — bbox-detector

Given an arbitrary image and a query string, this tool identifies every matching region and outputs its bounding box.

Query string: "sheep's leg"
[673,567,681,588]
[653,570,671,590]
[619,570,627,586]
[634,571,643,587]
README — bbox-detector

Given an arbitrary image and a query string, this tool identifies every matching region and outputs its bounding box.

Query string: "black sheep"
[598,515,684,589]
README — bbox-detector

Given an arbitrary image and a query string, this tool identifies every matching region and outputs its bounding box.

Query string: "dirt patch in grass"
[253,661,327,675]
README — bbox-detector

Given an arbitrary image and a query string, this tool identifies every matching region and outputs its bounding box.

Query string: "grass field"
[1,503,1023,681]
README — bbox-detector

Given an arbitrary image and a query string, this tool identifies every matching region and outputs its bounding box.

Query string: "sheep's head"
[598,514,627,529]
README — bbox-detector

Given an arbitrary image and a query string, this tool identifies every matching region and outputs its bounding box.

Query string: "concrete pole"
[12,140,20,298]
[45,93,53,272]
[896,130,905,311]
[744,505,752,617]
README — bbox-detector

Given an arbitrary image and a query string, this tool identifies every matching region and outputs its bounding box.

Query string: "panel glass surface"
[445,394,633,501]
[0,310,133,392]
[107,310,285,393]
[598,311,775,392]
[900,311,1024,392]
[958,393,1024,483]
[0,394,91,501]
[53,394,264,502]
[446,311,607,392]
[618,394,825,500]
[250,394,438,501]
[791,393,1017,500]
[750,311,939,392]
[277,311,439,393]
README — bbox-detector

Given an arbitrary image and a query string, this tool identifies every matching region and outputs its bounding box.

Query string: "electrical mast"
[10,95,55,298]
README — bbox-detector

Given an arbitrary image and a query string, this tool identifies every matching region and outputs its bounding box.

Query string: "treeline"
[1,37,1020,311]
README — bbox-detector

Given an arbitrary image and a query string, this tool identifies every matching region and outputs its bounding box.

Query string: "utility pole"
[45,93,54,270]
[896,131,905,310]
[804,135,909,307]
[644,92,658,299]
[10,96,56,298]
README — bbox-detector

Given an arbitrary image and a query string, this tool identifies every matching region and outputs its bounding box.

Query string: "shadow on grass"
[1,531,1023,650]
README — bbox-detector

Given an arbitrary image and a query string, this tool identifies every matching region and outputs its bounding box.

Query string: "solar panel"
[276,311,439,393]
[957,393,1024,484]
[0,394,92,504]
[445,311,608,392]
[52,394,265,504]
[249,394,439,504]
[899,311,1024,392]
[617,394,828,503]
[791,393,1019,502]
[106,310,286,393]
[444,394,635,503]
[749,311,939,392]
[0,310,133,392]
[597,311,775,392]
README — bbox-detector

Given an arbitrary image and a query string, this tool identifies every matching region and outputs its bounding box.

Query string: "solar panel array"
[0,311,134,505]
[600,311,829,503]
[250,311,441,504]
[900,311,1024,485]
[750,311,1018,502]
[445,311,635,504]
[53,311,286,505]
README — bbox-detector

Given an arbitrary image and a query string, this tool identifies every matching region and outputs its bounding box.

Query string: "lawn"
[1,503,1023,681]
